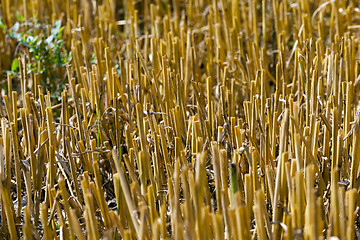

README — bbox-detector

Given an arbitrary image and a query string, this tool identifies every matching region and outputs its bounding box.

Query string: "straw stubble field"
[0,0,360,239]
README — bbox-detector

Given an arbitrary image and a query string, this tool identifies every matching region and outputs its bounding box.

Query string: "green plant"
[8,19,71,101]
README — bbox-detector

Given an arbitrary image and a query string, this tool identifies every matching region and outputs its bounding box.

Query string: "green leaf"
[11,58,19,72]
[0,18,5,29]
[51,20,62,36]
[45,35,54,45]
[12,22,19,32]
[15,13,23,21]
[26,35,34,43]
[0,17,5,29]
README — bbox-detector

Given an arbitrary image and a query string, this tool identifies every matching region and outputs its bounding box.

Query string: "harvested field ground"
[0,0,360,239]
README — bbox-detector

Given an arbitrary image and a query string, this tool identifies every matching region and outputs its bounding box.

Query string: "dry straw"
[0,0,360,239]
